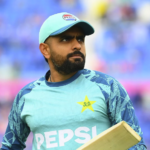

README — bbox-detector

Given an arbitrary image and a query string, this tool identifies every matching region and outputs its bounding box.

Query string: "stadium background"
[0,0,150,149]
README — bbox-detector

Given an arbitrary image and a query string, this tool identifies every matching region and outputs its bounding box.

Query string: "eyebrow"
[59,35,85,39]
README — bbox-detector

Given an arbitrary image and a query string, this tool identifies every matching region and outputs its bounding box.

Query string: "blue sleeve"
[1,91,30,150]
[107,80,147,150]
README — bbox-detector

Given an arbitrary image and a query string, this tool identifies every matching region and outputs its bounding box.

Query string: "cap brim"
[50,21,94,36]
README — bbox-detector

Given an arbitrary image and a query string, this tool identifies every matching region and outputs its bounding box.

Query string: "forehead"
[56,26,85,37]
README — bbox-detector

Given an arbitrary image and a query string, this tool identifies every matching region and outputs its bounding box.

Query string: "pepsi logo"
[63,14,76,21]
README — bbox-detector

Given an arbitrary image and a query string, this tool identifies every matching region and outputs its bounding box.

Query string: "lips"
[67,51,84,59]
[70,54,82,58]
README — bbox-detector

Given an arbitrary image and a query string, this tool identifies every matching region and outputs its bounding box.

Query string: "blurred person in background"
[0,12,147,150]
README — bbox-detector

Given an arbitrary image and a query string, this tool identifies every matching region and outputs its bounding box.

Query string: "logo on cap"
[63,14,76,21]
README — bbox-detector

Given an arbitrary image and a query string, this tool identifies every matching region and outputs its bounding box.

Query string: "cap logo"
[63,14,76,21]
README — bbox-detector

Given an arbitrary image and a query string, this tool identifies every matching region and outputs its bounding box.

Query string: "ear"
[39,43,50,60]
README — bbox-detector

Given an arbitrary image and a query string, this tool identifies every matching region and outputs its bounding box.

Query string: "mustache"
[67,51,85,59]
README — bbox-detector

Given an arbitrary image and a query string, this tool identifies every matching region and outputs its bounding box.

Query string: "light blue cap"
[39,12,94,44]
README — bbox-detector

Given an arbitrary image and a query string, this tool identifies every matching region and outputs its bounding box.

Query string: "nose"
[72,39,81,51]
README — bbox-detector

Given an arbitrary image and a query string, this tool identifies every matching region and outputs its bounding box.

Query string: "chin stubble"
[51,51,85,75]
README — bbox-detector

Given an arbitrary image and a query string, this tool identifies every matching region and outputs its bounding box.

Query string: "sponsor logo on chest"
[35,126,97,149]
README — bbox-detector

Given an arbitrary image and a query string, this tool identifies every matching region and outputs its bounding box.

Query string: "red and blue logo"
[63,14,76,21]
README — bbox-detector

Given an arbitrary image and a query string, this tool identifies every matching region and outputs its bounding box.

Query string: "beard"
[50,50,85,75]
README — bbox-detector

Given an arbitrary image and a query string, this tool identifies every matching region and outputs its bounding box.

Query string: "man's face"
[46,26,86,75]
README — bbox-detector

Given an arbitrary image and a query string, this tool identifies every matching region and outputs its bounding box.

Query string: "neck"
[49,67,77,82]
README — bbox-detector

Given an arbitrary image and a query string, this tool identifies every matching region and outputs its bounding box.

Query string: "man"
[1,12,147,150]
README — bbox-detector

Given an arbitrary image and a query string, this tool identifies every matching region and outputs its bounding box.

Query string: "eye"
[61,36,71,42]
[77,37,84,42]
[62,38,68,42]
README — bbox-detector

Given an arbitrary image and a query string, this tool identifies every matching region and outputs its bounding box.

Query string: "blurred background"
[0,0,150,149]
